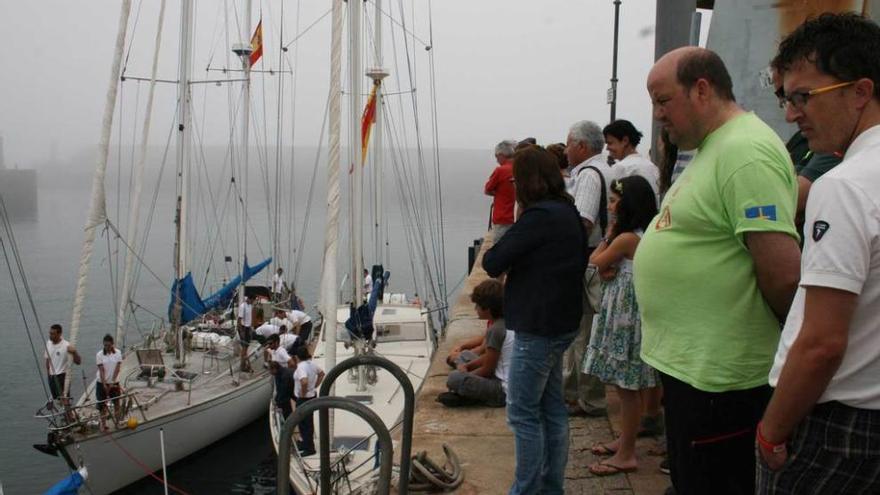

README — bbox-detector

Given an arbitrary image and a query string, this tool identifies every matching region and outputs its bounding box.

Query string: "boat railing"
[318,355,416,494]
[35,391,148,434]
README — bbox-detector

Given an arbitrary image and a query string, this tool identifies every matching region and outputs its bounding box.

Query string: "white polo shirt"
[769,125,880,410]
[571,153,617,247]
[238,302,253,327]
[255,323,280,338]
[272,346,292,366]
[287,310,311,327]
[294,360,324,398]
[96,349,123,384]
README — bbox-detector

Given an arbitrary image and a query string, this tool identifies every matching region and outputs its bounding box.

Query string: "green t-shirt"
[633,112,798,392]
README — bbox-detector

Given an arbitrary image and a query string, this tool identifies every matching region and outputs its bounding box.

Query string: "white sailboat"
[33,1,284,493]
[268,0,445,492]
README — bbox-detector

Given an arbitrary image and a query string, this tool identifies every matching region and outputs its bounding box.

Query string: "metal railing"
[276,355,416,494]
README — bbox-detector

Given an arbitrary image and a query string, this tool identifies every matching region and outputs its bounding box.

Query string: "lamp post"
[610,0,621,122]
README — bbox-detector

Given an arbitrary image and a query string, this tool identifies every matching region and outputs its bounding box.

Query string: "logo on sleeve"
[744,205,777,221]
[812,220,830,242]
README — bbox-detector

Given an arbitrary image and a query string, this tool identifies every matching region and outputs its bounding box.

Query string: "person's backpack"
[576,165,608,314]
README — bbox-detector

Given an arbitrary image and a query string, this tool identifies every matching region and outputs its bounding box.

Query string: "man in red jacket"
[485,140,517,243]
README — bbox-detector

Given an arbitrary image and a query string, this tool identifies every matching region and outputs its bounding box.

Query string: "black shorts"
[96,382,121,411]
[48,373,67,400]
[238,326,253,344]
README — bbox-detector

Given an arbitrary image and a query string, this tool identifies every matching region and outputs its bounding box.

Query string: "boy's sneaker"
[436,392,476,408]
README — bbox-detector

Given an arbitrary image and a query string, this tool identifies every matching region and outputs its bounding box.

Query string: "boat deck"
[61,340,268,439]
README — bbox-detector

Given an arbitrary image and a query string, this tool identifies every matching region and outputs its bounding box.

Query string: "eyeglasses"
[779,81,856,110]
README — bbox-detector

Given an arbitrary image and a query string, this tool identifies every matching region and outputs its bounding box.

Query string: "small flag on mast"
[249,20,263,67]
[360,82,380,163]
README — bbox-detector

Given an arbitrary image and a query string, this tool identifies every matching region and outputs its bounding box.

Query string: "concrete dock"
[407,235,670,494]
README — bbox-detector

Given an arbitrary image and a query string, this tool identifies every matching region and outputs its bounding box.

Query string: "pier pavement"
[406,234,669,494]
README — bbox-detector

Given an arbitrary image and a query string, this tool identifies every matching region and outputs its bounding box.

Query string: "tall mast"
[234,0,254,312]
[350,0,364,304]
[172,0,194,367]
[321,0,345,439]
[369,0,389,267]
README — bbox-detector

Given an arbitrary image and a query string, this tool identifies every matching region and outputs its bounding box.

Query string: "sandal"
[589,460,637,477]
[590,442,617,456]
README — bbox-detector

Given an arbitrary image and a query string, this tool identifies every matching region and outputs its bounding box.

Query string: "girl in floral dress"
[583,175,659,476]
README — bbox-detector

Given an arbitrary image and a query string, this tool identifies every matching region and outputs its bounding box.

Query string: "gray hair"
[494,140,517,157]
[568,121,604,155]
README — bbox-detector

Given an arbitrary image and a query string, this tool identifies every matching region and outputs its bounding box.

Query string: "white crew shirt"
[279,332,298,350]
[270,316,293,331]
[272,273,284,293]
[287,310,311,327]
[294,360,324,398]
[571,153,617,247]
[614,153,660,203]
[45,339,73,376]
[255,323,280,338]
[96,349,123,384]
[769,125,880,409]
[238,302,253,327]
[272,346,293,366]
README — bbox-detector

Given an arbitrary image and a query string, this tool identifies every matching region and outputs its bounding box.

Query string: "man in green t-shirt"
[635,47,802,495]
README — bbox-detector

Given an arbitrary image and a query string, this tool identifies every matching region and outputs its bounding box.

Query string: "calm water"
[0,147,489,493]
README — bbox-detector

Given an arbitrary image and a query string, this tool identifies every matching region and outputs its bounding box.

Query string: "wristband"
[756,421,786,454]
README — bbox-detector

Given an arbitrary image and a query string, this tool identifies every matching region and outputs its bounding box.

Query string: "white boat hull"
[60,375,272,494]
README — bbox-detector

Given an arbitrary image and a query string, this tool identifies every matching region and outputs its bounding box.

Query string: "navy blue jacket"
[482,199,586,337]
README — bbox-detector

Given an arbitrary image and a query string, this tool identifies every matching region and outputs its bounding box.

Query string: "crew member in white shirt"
[287,309,313,343]
[278,325,298,353]
[269,309,293,331]
[237,295,254,372]
[602,119,660,202]
[44,323,81,401]
[96,334,123,431]
[293,346,325,456]
[272,267,286,302]
[758,14,880,493]
[265,334,295,368]
[363,269,373,297]
[255,322,280,340]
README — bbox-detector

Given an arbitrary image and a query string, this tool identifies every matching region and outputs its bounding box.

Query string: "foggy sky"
[0,1,679,168]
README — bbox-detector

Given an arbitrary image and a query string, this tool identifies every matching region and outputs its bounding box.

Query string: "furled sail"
[168,257,272,324]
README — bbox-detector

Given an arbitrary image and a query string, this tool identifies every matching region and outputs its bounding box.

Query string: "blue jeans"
[506,330,577,495]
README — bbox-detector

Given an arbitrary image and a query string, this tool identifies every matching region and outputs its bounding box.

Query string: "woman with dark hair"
[545,142,573,192]
[482,146,587,494]
[603,119,660,198]
[656,128,679,196]
[582,175,659,476]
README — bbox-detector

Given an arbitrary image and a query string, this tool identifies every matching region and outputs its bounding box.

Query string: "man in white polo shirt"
[758,13,880,493]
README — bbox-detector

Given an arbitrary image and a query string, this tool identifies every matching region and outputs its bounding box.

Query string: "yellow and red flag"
[360,82,380,163]
[249,20,263,67]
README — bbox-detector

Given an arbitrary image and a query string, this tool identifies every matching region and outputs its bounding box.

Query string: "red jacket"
[485,160,515,225]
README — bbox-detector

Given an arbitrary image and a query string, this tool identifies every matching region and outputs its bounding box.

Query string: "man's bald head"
[650,47,735,102]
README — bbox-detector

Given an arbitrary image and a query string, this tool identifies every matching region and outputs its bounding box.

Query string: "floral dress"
[582,236,659,390]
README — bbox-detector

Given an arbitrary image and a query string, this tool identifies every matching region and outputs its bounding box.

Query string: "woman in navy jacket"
[483,145,586,494]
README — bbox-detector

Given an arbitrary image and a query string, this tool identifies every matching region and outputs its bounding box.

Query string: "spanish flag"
[360,82,380,163]
[249,20,263,67]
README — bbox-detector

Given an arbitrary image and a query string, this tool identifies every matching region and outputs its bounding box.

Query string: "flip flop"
[590,442,617,456]
[589,460,637,477]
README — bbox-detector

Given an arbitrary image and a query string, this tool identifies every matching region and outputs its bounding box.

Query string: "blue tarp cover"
[168,257,272,324]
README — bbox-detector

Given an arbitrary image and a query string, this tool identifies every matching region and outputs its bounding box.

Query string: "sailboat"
[32,1,288,493]
[268,0,446,492]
